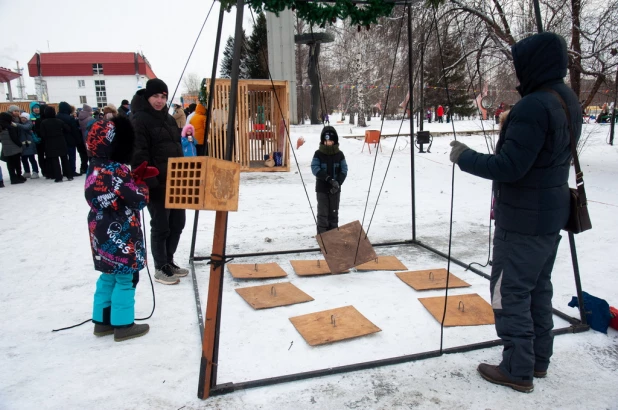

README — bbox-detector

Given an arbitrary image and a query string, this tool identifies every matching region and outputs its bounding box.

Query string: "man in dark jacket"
[131,78,186,285]
[449,32,581,393]
[56,102,85,176]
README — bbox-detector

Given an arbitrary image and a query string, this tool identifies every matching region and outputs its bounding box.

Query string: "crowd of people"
[0,101,131,186]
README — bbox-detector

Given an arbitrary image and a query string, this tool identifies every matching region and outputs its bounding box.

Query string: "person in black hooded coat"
[449,32,582,392]
[130,78,186,284]
[40,106,71,182]
[56,101,84,176]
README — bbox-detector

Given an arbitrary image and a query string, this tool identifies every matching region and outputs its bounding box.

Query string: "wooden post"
[197,211,229,399]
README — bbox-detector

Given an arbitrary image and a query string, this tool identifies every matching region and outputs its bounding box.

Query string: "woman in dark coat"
[40,106,71,182]
[0,112,25,184]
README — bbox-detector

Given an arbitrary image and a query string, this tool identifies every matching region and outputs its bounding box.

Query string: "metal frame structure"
[193,0,589,399]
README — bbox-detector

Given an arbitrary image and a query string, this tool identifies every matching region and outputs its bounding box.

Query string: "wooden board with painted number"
[355,255,408,271]
[290,260,349,276]
[289,305,381,346]
[235,282,314,309]
[396,268,471,290]
[418,293,495,327]
[315,220,377,274]
[227,262,287,279]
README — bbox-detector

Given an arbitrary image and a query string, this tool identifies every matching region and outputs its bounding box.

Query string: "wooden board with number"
[235,282,314,309]
[289,305,381,346]
[418,293,495,327]
[315,221,377,274]
[396,268,471,290]
[227,262,288,279]
[290,260,349,276]
[355,255,408,271]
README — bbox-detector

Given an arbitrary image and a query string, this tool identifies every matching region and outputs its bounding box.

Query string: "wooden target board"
[418,293,495,327]
[235,282,314,309]
[315,221,377,274]
[355,255,408,271]
[165,156,240,211]
[289,305,381,346]
[396,268,471,291]
[227,262,287,279]
[290,260,349,276]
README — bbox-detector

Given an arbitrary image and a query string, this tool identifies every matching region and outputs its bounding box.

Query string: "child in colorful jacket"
[311,126,348,233]
[181,123,197,157]
[85,116,157,342]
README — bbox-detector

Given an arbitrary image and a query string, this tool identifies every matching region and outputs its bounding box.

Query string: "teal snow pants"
[92,272,139,327]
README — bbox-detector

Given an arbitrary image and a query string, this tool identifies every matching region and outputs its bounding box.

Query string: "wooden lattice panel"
[396,268,471,291]
[316,221,377,274]
[227,262,288,279]
[235,282,314,309]
[290,260,349,276]
[289,305,381,346]
[165,156,240,211]
[418,293,495,327]
[354,255,408,271]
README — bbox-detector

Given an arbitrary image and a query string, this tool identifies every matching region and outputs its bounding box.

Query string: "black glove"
[329,186,340,195]
[328,178,339,190]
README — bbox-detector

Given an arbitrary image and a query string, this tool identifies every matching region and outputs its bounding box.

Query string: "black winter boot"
[93,323,114,336]
[114,323,150,342]
[0,180,4,188]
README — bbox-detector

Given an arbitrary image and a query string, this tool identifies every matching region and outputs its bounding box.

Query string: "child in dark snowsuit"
[311,126,348,233]
[85,116,157,342]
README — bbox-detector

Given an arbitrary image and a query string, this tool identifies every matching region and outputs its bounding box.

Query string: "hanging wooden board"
[396,268,471,291]
[290,260,349,276]
[289,305,381,346]
[418,293,495,327]
[227,262,287,279]
[235,282,314,309]
[315,220,377,274]
[355,255,408,271]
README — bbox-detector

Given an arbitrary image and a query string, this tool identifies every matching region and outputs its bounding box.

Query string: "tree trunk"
[308,42,322,124]
[570,0,582,98]
[355,52,367,127]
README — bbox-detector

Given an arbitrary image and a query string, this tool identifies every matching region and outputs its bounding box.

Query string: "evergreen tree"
[246,12,269,79]
[423,32,475,117]
[219,31,249,79]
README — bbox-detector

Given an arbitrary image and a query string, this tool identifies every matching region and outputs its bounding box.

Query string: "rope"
[431,7,460,354]
[247,9,321,236]
[167,0,217,106]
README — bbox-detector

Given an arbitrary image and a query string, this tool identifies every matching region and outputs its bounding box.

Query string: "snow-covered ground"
[1,119,617,409]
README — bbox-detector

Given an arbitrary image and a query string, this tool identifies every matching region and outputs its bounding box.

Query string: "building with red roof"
[28,52,157,108]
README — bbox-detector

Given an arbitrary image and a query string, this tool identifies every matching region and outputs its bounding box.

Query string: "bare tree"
[182,73,202,96]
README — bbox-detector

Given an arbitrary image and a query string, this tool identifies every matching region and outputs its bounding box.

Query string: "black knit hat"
[144,78,168,100]
[320,126,338,145]
[121,99,130,106]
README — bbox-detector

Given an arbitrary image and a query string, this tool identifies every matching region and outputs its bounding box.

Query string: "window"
[92,63,103,75]
[94,79,107,106]
[79,96,87,104]
[77,80,85,88]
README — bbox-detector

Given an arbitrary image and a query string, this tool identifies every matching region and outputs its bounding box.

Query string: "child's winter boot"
[114,323,150,342]
[93,323,114,336]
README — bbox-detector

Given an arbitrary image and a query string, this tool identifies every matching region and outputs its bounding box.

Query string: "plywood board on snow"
[289,305,381,346]
[396,268,471,290]
[235,282,314,309]
[355,255,408,271]
[227,262,287,279]
[418,293,495,327]
[290,260,349,276]
[315,220,377,274]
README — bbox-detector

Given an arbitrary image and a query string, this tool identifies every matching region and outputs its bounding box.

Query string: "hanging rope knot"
[208,253,234,269]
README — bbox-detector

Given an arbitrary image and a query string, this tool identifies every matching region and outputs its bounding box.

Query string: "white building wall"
[43,74,150,108]
[0,83,6,102]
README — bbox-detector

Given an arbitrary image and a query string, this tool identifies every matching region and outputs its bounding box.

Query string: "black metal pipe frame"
[407,4,416,242]
[190,6,226,261]
[208,324,583,396]
[191,0,589,398]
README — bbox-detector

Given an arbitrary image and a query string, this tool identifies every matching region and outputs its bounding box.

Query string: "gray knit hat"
[8,105,20,112]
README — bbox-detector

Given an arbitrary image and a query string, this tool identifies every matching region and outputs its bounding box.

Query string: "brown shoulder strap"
[542,88,585,190]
